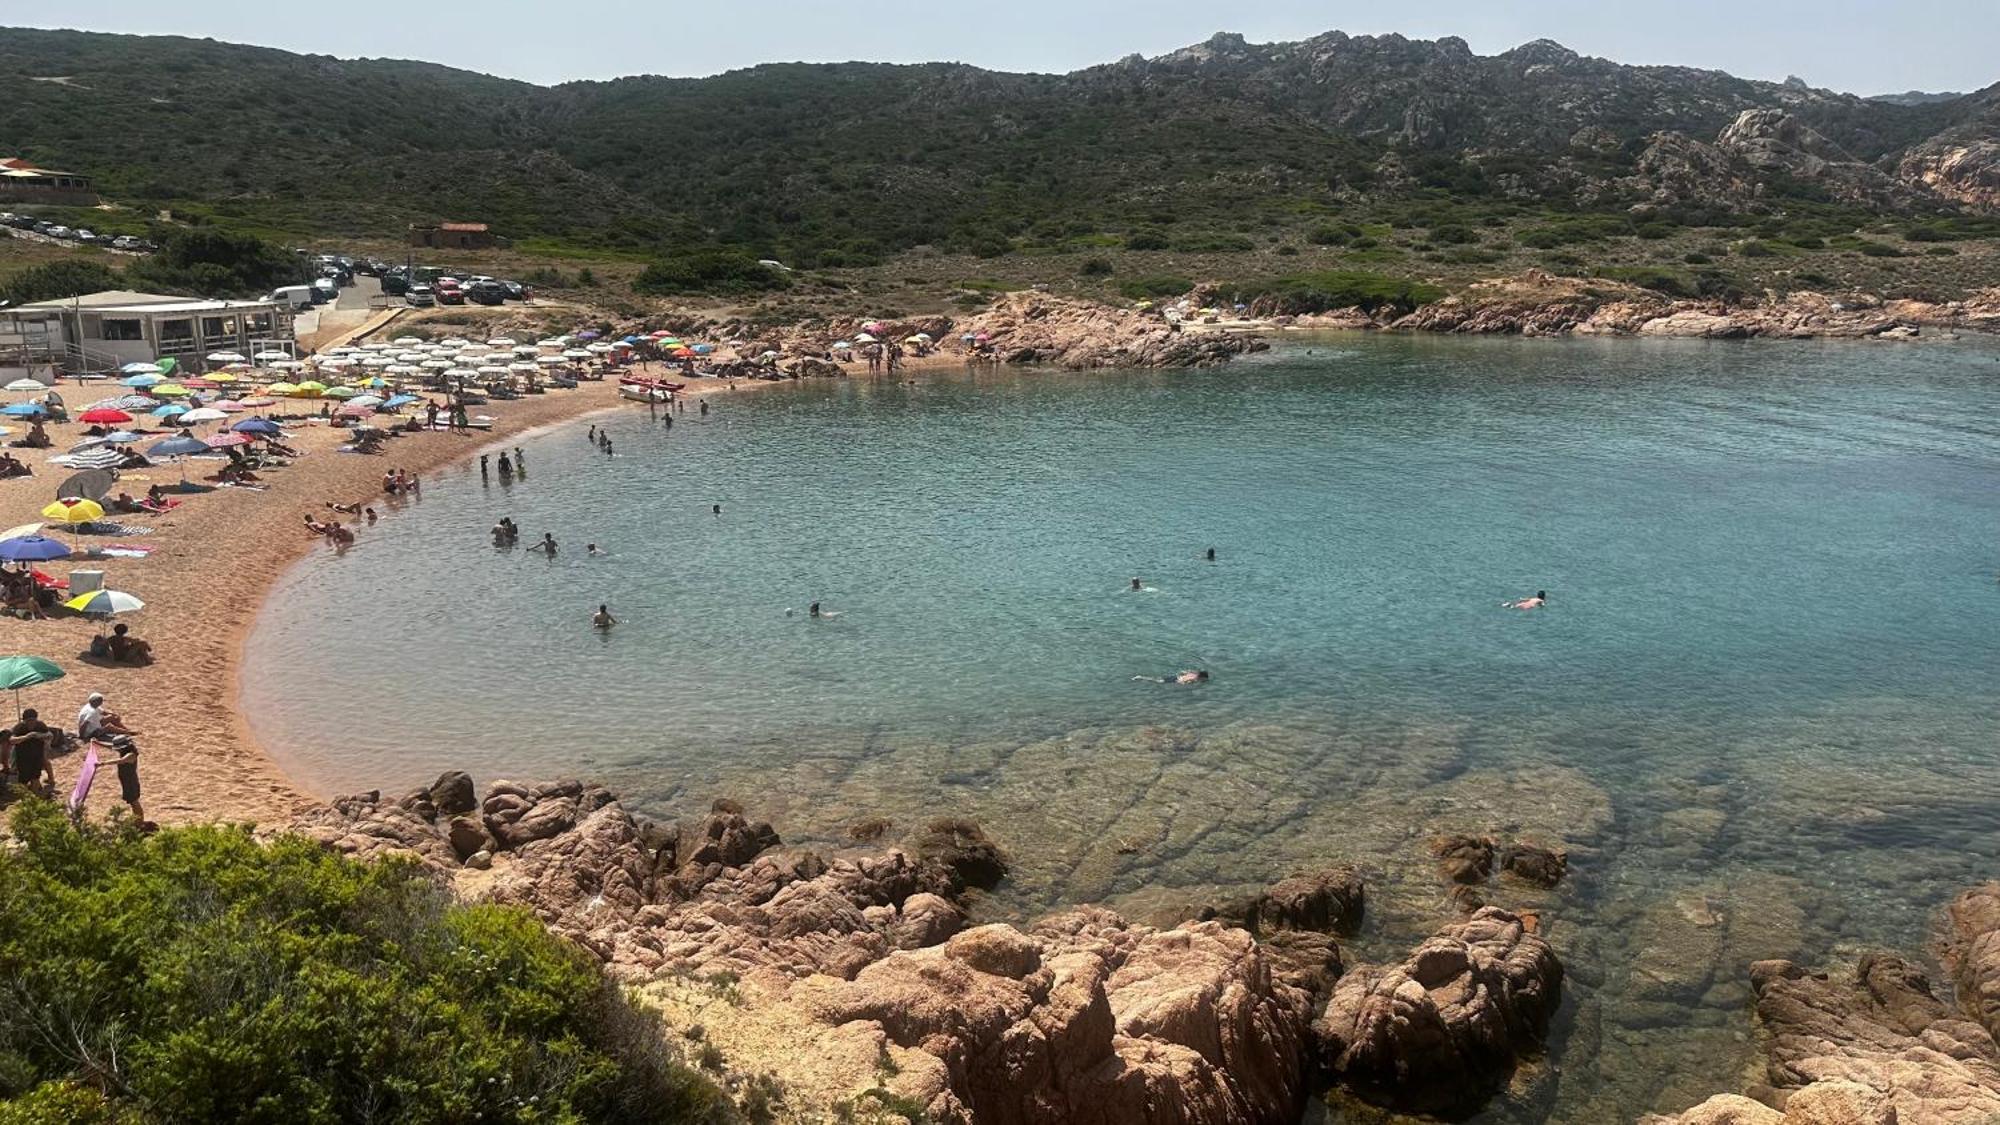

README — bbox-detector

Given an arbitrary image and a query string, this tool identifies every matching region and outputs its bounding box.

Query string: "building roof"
[0,157,80,177]
[13,290,279,314]
[439,222,489,233]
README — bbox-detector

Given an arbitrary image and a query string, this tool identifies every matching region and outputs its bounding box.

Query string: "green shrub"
[0,801,729,1124]
[0,260,123,306]
[1594,266,1697,297]
[1682,252,1713,265]
[1856,242,1904,258]
[1124,230,1170,251]
[1925,245,1960,256]
[1233,269,1445,315]
[1170,233,1256,253]
[1117,275,1192,300]
[1307,225,1352,246]
[1735,240,1776,258]
[634,251,789,296]
[1903,225,1951,242]
[122,229,311,298]
[1274,244,1300,257]
[1077,257,1114,277]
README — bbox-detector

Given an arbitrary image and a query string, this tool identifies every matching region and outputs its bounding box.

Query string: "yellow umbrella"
[151,383,191,397]
[264,382,299,396]
[41,498,104,545]
[294,380,327,396]
[207,372,241,383]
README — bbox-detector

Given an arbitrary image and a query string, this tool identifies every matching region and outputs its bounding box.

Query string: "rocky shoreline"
[1271,272,2000,341]
[294,774,1568,1123]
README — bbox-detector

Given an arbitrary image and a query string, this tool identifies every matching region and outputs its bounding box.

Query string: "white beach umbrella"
[361,356,394,368]
[508,361,537,373]
[476,365,509,376]
[440,337,470,348]
[385,364,420,376]
[269,360,304,371]
[444,368,478,380]
[348,394,385,408]
[512,345,539,356]
[562,349,592,359]
[392,336,422,346]
[253,350,291,363]
[5,378,47,392]
[420,358,454,370]
[205,351,248,364]
[486,337,516,347]
[177,407,228,424]
[586,342,614,354]
[536,355,566,366]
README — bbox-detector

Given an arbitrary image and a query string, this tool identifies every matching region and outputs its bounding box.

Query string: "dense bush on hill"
[1229,270,1446,314]
[0,260,122,305]
[0,800,730,1124]
[633,251,791,297]
[124,229,313,297]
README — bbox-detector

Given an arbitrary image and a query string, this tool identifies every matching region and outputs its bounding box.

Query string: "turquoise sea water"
[246,335,2000,1121]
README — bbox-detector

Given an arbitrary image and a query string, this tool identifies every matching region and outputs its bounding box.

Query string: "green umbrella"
[0,654,64,717]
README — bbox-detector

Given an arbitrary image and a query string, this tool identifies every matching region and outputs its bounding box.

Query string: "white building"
[0,289,295,382]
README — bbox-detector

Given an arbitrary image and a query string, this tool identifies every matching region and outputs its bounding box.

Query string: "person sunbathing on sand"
[326,501,361,515]
[106,624,153,665]
[1504,590,1548,610]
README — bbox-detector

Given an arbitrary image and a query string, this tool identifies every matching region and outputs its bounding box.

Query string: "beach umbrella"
[120,362,164,376]
[536,355,565,366]
[336,403,375,417]
[48,448,123,471]
[237,397,276,408]
[693,344,716,355]
[0,536,70,563]
[513,345,540,356]
[268,360,303,371]
[293,381,327,396]
[831,341,853,351]
[0,655,64,717]
[207,372,241,383]
[1,402,47,417]
[178,407,228,424]
[211,400,246,413]
[148,434,211,458]
[862,320,886,333]
[562,349,591,359]
[180,378,219,390]
[671,347,695,359]
[263,382,299,396]
[5,378,46,393]
[151,403,189,419]
[78,408,133,424]
[204,432,253,448]
[420,359,453,370]
[232,418,282,435]
[854,333,877,344]
[486,337,516,347]
[476,365,508,376]
[392,336,422,346]
[253,350,291,363]
[383,394,419,408]
[206,351,248,364]
[63,589,144,617]
[347,394,384,408]
[508,362,536,373]
[109,395,158,411]
[57,468,116,502]
[41,498,104,545]
[99,431,143,445]
[577,330,600,340]
[321,385,359,399]
[587,342,615,354]
[151,383,191,398]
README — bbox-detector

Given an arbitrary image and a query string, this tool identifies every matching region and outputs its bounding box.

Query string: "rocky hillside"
[1,26,1995,259]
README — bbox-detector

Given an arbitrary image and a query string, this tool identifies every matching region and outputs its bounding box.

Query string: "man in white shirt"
[77,692,136,743]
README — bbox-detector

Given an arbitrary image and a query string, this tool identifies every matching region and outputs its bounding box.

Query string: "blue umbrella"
[122,373,163,388]
[383,394,419,408]
[693,344,716,354]
[148,434,211,458]
[152,403,189,418]
[232,418,282,435]
[102,430,144,444]
[1,402,46,417]
[0,535,72,563]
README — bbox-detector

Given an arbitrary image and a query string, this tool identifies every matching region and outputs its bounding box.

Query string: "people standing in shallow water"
[1205,547,1216,562]
[497,452,513,478]
[530,532,557,557]
[712,504,722,516]
[699,400,709,416]
[591,603,617,629]
[479,454,489,481]
[1131,577,1143,591]
[1505,590,1548,610]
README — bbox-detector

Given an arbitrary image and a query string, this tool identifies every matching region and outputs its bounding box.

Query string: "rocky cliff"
[293,774,1564,1123]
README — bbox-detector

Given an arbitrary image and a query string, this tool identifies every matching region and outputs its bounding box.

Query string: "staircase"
[57,340,126,381]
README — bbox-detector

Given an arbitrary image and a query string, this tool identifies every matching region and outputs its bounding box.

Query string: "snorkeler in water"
[1504,590,1548,610]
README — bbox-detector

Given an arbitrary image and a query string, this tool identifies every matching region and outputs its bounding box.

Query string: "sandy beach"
[0,364,755,826]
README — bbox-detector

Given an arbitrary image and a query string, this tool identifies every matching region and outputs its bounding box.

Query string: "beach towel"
[67,743,100,816]
[96,545,153,558]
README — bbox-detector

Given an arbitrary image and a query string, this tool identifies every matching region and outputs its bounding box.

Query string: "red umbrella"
[79,408,133,424]
[204,432,253,448]
[671,347,695,358]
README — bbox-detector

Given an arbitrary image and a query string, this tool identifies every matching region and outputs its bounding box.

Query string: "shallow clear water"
[246,335,2000,1121]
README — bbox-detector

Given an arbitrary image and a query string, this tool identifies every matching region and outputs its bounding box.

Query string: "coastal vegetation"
[0,800,728,1124]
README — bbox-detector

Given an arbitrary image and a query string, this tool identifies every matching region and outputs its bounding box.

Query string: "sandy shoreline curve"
[0,366,755,826]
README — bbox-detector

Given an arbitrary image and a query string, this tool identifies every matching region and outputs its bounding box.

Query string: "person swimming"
[712,503,722,516]
[1205,547,1216,561]
[1505,590,1548,610]
[591,603,617,629]
[1134,670,1210,685]
[586,543,605,556]
[1130,577,1143,591]
[808,601,821,618]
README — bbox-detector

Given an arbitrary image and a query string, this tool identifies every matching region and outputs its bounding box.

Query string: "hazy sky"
[16,1,1998,96]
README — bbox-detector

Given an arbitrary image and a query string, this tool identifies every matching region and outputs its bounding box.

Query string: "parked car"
[110,235,140,251]
[44,225,72,239]
[269,285,315,309]
[310,278,338,304]
[500,280,529,300]
[380,271,410,297]
[465,281,507,306]
[434,286,465,306]
[406,285,436,308]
